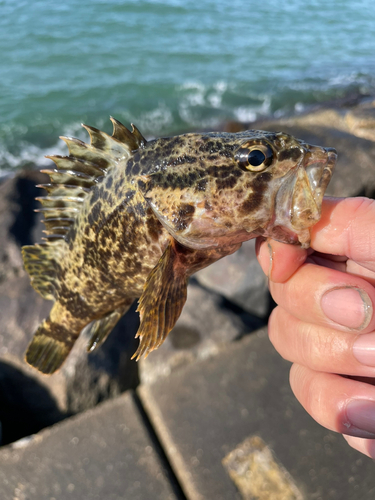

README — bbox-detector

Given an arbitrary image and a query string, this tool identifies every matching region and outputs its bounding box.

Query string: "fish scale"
[22,118,336,374]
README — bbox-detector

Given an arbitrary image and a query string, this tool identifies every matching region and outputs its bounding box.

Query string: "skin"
[256,196,375,459]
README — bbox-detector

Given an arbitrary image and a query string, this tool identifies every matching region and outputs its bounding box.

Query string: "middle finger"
[269,306,375,377]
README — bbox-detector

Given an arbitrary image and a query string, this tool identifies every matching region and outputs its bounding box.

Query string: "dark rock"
[195,240,270,318]
[0,171,52,368]
[63,306,140,414]
[0,361,65,446]
[139,329,375,500]
[0,170,47,284]
[0,392,180,500]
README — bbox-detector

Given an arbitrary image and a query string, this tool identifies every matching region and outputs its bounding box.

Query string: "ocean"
[0,0,374,171]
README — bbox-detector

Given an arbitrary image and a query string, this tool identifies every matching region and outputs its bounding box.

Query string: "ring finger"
[290,364,375,439]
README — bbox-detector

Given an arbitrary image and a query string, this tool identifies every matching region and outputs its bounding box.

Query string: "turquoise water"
[0,0,374,169]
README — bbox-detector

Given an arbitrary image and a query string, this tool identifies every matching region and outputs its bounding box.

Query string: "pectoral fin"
[132,240,189,360]
[132,239,242,361]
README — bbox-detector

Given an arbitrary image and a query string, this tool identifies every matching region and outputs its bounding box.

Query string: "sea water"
[0,0,374,170]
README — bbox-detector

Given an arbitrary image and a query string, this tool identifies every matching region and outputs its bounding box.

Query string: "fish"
[22,118,337,374]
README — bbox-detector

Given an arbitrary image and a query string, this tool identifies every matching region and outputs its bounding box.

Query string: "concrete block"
[139,329,375,500]
[0,392,179,500]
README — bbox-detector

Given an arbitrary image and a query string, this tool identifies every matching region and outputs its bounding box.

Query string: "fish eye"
[248,149,266,166]
[235,142,274,172]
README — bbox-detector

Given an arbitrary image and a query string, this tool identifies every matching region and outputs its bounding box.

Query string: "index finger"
[256,237,308,283]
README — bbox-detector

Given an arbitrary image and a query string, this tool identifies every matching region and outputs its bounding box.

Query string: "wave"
[0,75,374,171]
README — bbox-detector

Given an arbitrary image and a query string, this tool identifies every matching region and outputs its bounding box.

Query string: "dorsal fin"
[36,118,146,239]
[23,118,147,299]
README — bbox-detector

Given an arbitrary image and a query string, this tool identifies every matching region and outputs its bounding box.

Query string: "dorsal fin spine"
[131,123,147,149]
[37,183,91,194]
[45,156,107,176]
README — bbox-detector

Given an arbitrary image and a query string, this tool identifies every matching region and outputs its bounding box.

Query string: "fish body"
[22,119,336,373]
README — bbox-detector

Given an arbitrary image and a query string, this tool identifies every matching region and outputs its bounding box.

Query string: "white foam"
[213,81,228,93]
[178,80,230,113]
[234,107,257,123]
[328,72,359,87]
[178,81,206,92]
[0,121,103,171]
[294,102,305,113]
[0,139,66,170]
[233,94,271,123]
[207,81,228,109]
[136,104,173,133]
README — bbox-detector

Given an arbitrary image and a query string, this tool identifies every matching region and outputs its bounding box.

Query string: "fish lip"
[303,147,336,199]
[268,145,336,247]
[302,146,337,171]
[290,146,336,232]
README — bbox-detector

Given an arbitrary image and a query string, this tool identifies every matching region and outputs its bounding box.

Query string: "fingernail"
[257,239,273,278]
[321,287,372,330]
[345,399,375,437]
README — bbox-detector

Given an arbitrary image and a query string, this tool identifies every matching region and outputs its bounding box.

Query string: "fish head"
[137,131,336,249]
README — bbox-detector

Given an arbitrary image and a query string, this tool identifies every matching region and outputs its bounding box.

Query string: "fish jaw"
[263,145,337,248]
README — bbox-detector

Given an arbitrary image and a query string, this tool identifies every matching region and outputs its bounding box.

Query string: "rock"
[253,100,375,198]
[0,170,54,373]
[63,306,140,414]
[222,436,303,500]
[0,361,65,446]
[0,391,180,500]
[0,170,67,442]
[344,98,375,142]
[139,281,265,385]
[195,240,270,318]
[0,170,46,283]
[138,329,375,500]
[273,98,375,143]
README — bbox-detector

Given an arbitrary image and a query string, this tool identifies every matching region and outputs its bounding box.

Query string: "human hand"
[256,197,375,459]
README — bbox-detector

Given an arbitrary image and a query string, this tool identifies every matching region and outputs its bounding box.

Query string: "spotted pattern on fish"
[22,119,336,373]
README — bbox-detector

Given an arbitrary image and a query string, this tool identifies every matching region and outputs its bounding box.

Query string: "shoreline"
[1,89,374,175]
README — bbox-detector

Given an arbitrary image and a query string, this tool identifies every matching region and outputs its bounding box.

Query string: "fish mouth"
[270,145,336,247]
[291,146,337,230]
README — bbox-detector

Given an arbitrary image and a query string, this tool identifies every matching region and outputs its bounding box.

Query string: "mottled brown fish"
[22,118,336,374]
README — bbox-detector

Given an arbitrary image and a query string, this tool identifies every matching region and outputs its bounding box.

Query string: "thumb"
[311,197,375,272]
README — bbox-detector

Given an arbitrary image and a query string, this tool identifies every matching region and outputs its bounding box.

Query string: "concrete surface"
[0,391,181,500]
[139,329,375,500]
